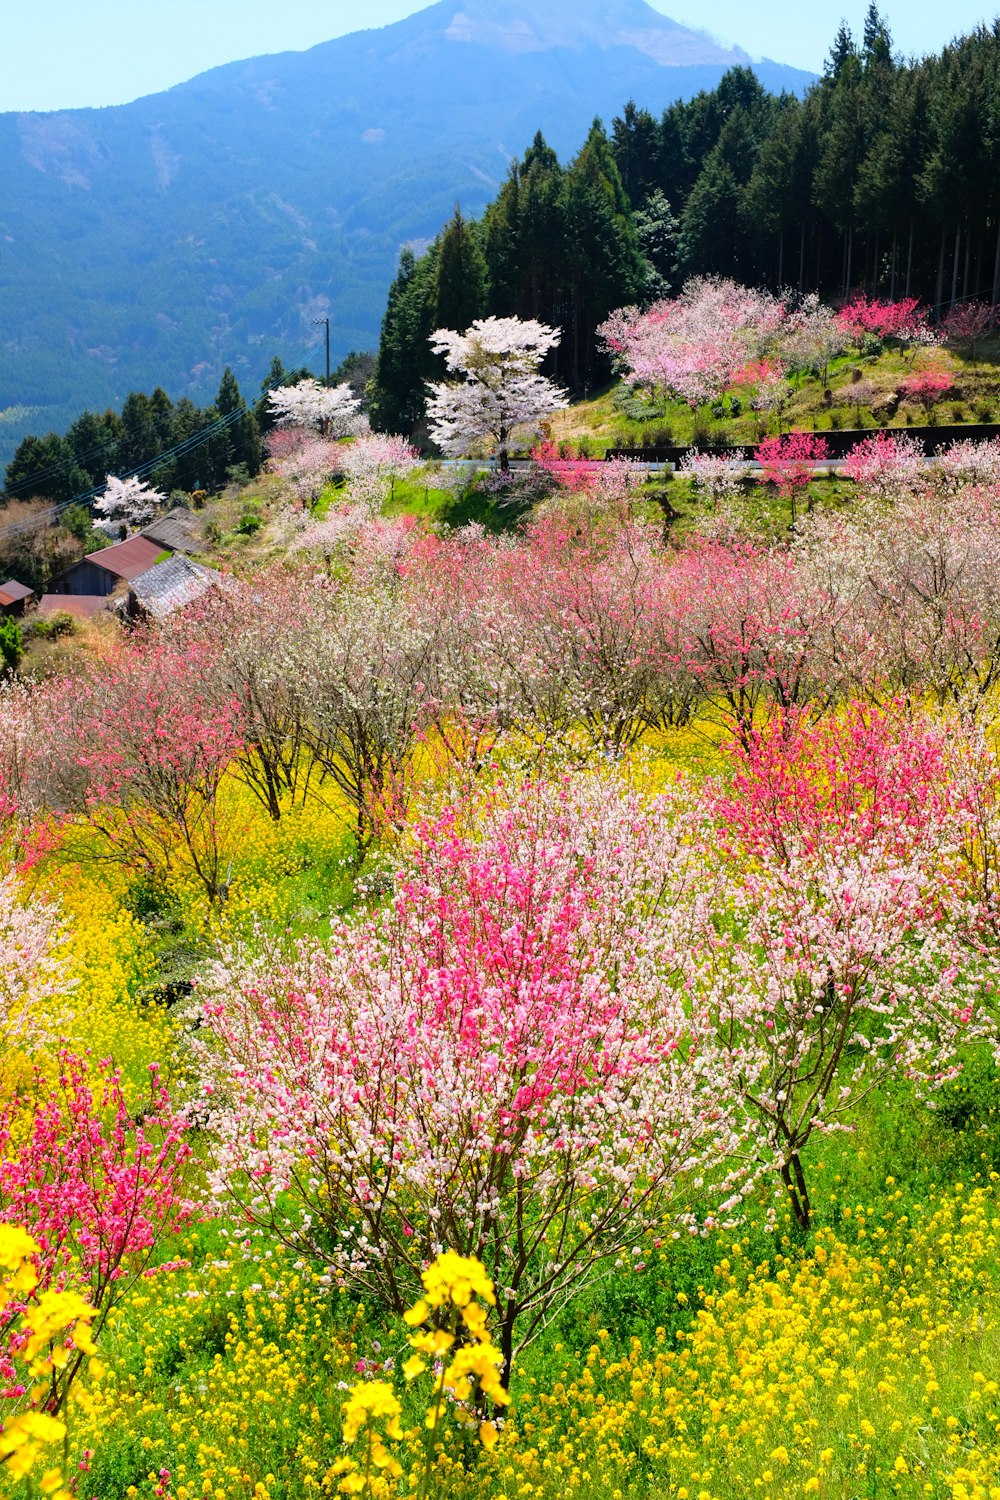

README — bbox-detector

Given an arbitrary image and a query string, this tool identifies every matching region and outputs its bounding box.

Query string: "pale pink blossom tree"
[0,875,69,1051]
[265,428,344,509]
[340,432,421,507]
[931,439,1000,492]
[599,278,785,409]
[840,431,926,501]
[780,292,848,384]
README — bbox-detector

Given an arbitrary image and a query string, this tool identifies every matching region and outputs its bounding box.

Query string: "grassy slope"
[545,336,1000,454]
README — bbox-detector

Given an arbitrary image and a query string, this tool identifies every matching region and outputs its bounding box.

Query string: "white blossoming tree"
[94,474,166,532]
[267,379,364,437]
[426,316,568,471]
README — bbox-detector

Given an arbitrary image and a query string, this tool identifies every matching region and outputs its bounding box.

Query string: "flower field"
[5,408,1000,1499]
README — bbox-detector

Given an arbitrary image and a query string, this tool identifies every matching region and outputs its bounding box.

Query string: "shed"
[141,507,204,554]
[0,580,34,616]
[51,535,168,597]
[38,594,108,620]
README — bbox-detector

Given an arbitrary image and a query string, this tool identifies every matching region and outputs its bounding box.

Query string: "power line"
[0,398,255,543]
[2,341,325,499]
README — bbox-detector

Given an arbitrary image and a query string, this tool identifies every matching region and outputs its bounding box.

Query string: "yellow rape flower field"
[65,1180,1000,1500]
[9,732,1000,1500]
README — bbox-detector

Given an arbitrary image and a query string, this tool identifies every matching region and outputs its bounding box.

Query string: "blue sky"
[2,0,997,112]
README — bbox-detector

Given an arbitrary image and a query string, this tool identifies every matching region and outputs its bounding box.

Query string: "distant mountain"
[0,0,814,468]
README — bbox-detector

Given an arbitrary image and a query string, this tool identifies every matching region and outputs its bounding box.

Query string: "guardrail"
[604,423,1000,466]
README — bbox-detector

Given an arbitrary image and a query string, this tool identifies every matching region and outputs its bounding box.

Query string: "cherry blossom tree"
[0,875,69,1051]
[93,475,165,532]
[599,278,785,410]
[673,540,843,739]
[840,431,926,501]
[0,1052,190,1407]
[531,441,644,509]
[267,379,364,437]
[898,371,953,412]
[701,705,981,1226]
[835,296,934,352]
[46,640,245,906]
[679,451,751,520]
[780,292,849,384]
[298,572,442,850]
[940,300,997,360]
[198,775,741,1379]
[426,316,568,471]
[932,438,1000,491]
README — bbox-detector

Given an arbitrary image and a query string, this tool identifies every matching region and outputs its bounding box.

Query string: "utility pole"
[312,316,330,385]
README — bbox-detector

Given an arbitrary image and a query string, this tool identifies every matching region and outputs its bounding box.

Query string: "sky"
[1,0,997,112]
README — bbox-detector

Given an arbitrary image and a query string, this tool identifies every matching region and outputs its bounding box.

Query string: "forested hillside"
[372,7,1000,430]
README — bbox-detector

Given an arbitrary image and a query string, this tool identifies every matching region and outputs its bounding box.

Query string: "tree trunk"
[962,219,972,300]
[798,221,806,292]
[873,228,880,294]
[905,218,914,298]
[889,228,898,300]
[777,228,784,288]
[935,225,947,316]
[781,1153,811,1230]
[993,212,1000,309]
[950,221,962,311]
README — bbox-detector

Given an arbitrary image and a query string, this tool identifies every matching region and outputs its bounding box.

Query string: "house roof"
[84,535,166,581]
[0,580,33,606]
[141,507,203,554]
[39,593,108,619]
[127,556,222,619]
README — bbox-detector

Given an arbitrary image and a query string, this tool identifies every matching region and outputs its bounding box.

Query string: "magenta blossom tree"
[755,432,830,523]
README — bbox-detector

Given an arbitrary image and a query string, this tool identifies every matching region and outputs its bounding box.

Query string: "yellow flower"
[419,1252,496,1312]
[340,1382,403,1446]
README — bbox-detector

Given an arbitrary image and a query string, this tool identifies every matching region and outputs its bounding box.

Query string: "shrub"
[0,618,23,675]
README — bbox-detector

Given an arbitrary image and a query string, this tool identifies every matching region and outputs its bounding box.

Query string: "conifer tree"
[433,207,488,333]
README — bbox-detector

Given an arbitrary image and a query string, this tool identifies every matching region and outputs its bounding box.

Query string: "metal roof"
[0,580,33,605]
[84,535,167,581]
[38,593,108,619]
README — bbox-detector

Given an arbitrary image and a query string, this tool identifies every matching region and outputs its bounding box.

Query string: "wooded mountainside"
[372,7,1000,431]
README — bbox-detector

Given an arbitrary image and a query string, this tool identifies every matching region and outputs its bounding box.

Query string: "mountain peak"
[438,0,742,66]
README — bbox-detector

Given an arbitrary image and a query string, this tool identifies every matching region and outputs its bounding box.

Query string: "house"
[122,555,223,622]
[50,535,168,598]
[0,580,34,616]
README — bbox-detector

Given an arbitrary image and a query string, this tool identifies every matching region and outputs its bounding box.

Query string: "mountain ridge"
[0,0,814,470]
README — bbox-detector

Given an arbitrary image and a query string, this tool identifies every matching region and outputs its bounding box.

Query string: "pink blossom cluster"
[0,1052,189,1414]
[835,295,934,347]
[897,371,953,409]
